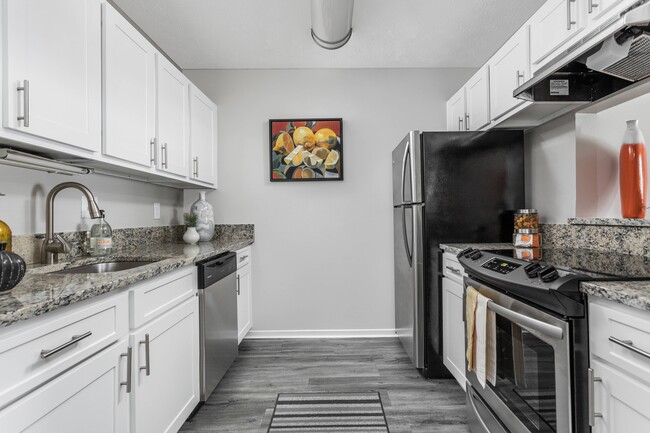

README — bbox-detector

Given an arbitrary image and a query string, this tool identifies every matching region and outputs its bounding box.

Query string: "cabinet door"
[131,296,199,433]
[3,0,101,151]
[587,0,629,24]
[237,263,252,344]
[189,85,217,185]
[442,277,466,390]
[465,65,490,130]
[103,3,156,167]
[157,54,189,177]
[489,26,529,121]
[530,0,585,69]
[446,88,466,131]
[591,358,650,433]
[0,340,130,433]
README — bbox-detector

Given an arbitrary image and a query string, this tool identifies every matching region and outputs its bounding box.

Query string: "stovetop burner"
[482,247,650,280]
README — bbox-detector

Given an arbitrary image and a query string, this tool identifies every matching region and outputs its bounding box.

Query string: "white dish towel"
[475,293,497,388]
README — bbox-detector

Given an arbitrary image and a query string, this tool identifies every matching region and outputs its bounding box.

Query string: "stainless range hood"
[515,1,650,105]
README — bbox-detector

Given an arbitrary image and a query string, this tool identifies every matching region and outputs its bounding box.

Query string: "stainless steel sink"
[51,261,157,275]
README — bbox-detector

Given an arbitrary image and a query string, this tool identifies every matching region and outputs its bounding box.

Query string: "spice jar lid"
[515,228,540,234]
[516,209,538,214]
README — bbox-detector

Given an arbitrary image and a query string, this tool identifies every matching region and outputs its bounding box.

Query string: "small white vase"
[183,227,200,245]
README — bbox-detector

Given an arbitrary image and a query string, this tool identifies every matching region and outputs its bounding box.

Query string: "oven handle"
[487,300,564,340]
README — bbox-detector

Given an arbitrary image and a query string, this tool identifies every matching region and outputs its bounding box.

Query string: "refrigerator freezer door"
[392,131,422,206]
[393,203,424,368]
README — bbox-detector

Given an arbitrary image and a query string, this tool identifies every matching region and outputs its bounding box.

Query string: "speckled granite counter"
[0,237,253,328]
[441,242,650,312]
[439,243,513,256]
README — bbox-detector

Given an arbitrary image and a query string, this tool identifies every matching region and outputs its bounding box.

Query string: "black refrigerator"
[392,130,524,378]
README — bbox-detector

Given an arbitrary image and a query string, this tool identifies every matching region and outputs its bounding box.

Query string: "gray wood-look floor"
[180,338,470,433]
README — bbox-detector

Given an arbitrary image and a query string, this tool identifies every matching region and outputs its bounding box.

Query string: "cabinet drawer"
[442,253,464,283]
[236,246,251,269]
[589,298,650,386]
[130,267,196,329]
[0,292,128,409]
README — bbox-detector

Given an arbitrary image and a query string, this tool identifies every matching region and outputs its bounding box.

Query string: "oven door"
[464,277,572,433]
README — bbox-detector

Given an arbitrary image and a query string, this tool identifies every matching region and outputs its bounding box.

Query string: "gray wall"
[0,166,183,234]
[184,68,474,336]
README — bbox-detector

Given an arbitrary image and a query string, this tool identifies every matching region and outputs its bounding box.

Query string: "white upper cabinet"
[103,3,156,168]
[190,85,217,185]
[465,65,490,131]
[3,0,101,152]
[446,88,466,131]
[489,26,530,121]
[530,0,586,71]
[156,54,189,178]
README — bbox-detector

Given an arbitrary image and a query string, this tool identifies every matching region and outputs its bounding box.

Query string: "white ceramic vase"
[190,192,215,242]
[183,227,200,245]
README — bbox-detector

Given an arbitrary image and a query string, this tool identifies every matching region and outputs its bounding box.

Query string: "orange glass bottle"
[620,120,647,218]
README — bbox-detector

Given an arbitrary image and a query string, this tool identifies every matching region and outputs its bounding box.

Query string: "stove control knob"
[469,250,483,260]
[539,265,559,282]
[457,247,473,260]
[524,262,542,278]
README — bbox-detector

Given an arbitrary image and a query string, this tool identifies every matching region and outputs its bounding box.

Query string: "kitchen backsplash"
[542,219,650,256]
[12,224,254,265]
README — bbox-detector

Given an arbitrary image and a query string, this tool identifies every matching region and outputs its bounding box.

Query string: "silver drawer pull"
[609,336,650,360]
[17,80,30,127]
[239,255,248,262]
[140,334,151,376]
[40,331,92,359]
[445,265,461,275]
[237,274,241,295]
[121,346,133,393]
[588,368,603,426]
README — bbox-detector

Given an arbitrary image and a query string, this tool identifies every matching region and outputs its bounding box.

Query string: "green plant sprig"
[184,212,198,228]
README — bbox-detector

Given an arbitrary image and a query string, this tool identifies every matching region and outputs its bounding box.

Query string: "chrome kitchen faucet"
[42,182,101,265]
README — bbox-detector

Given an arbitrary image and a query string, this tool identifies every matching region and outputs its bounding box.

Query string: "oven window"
[492,315,557,432]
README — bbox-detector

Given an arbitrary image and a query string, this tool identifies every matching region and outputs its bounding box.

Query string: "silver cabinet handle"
[588,0,598,13]
[567,0,576,30]
[150,138,156,165]
[516,70,524,87]
[237,274,241,295]
[609,336,650,359]
[120,346,132,393]
[40,331,92,359]
[465,113,470,131]
[17,80,30,127]
[458,117,463,131]
[445,265,461,275]
[588,368,603,426]
[488,300,564,340]
[239,255,248,263]
[193,157,199,178]
[161,143,168,169]
[140,334,151,376]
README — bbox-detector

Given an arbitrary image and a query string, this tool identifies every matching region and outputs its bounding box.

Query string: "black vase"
[0,242,26,292]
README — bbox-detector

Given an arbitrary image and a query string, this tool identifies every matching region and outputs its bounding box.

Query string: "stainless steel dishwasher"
[197,251,238,402]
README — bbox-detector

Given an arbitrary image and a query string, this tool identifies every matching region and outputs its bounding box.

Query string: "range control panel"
[481,258,521,274]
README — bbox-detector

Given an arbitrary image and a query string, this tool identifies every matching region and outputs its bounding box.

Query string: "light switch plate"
[81,196,99,219]
[153,202,161,220]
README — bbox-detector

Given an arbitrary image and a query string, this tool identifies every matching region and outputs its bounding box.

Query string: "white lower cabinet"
[130,296,199,433]
[442,252,466,390]
[236,247,253,344]
[0,339,130,433]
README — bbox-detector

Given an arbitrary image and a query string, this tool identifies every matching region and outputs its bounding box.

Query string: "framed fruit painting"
[269,118,343,182]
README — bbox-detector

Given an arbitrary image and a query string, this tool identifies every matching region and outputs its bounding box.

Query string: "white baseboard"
[244,328,397,339]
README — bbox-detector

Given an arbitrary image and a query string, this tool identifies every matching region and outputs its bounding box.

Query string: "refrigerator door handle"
[402,206,413,267]
[401,140,410,205]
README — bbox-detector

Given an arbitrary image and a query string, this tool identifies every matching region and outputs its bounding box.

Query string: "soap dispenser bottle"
[89,210,113,256]
[620,119,647,218]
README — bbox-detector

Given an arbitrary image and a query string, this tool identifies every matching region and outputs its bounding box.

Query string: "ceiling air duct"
[311,0,354,50]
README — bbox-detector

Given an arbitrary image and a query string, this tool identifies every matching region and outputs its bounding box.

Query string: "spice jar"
[514,209,539,231]
[513,229,542,248]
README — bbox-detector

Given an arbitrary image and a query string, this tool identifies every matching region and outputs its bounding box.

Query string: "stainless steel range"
[456,247,650,433]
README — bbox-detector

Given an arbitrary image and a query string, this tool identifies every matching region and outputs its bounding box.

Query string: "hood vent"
[515,1,650,104]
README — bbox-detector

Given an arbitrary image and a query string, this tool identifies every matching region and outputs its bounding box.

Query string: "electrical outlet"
[153,202,161,220]
[81,196,99,219]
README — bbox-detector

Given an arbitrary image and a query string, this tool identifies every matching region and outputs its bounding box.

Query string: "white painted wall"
[183,68,474,336]
[0,166,183,234]
[524,112,577,223]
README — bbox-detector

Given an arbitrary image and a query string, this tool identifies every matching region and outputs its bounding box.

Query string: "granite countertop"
[440,242,650,312]
[0,237,253,328]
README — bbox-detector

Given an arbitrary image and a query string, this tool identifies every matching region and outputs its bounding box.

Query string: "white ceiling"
[111,0,544,70]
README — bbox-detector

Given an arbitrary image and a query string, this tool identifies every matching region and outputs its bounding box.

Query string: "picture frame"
[269,118,343,182]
